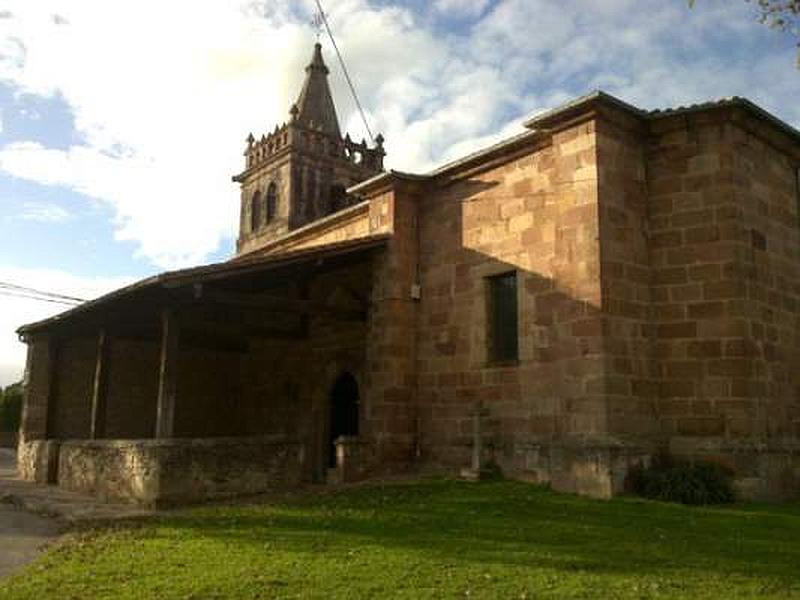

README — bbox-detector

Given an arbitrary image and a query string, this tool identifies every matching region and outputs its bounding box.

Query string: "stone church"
[16,43,800,506]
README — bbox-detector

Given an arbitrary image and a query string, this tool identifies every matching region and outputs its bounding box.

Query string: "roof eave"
[17,235,390,337]
[523,90,646,130]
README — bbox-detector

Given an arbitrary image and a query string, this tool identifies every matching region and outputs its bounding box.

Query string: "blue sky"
[0,0,798,384]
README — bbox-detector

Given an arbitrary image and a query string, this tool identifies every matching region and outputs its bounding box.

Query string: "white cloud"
[0,0,796,275]
[0,0,797,383]
[433,0,491,19]
[0,266,133,386]
[15,200,71,223]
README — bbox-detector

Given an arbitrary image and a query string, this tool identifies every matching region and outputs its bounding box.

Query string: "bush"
[0,383,23,433]
[628,452,735,505]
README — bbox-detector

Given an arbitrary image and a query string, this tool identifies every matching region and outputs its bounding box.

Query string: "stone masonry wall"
[19,336,52,443]
[364,186,419,470]
[174,345,243,438]
[50,336,95,440]
[104,339,160,439]
[238,159,293,255]
[645,109,800,499]
[257,196,391,258]
[416,121,620,495]
[239,259,371,482]
[57,436,304,507]
[595,108,657,442]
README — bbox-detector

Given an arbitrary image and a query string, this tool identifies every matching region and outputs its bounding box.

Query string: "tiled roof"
[17,235,390,334]
[524,90,800,144]
[647,96,800,141]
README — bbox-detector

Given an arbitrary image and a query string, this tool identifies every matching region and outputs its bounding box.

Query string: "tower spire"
[294,42,341,138]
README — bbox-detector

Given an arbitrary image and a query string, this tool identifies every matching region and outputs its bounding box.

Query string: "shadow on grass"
[147,480,800,582]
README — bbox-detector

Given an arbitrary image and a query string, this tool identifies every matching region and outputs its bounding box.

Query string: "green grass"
[2,479,800,599]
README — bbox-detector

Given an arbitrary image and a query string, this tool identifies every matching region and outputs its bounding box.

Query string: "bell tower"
[233,42,386,256]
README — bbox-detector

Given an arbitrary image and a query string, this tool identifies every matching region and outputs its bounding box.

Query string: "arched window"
[250,190,262,232]
[266,182,278,223]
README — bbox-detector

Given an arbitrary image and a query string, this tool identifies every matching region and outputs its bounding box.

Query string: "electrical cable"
[0,281,87,303]
[314,0,376,145]
[0,289,82,306]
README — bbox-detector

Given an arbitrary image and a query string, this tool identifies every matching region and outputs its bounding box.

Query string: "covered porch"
[16,237,394,508]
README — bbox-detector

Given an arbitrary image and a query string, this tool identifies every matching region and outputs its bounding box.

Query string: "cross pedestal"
[460,400,492,481]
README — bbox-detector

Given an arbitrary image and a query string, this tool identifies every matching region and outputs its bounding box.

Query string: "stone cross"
[311,9,325,41]
[461,400,490,481]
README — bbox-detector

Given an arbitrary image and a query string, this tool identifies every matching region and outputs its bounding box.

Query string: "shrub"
[0,383,23,433]
[628,452,735,505]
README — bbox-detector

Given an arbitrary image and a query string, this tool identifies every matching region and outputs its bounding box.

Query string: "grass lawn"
[1,479,799,599]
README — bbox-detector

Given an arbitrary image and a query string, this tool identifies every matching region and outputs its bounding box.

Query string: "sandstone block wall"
[237,259,372,481]
[644,109,800,499]
[363,185,420,469]
[256,195,391,258]
[416,121,620,494]
[595,108,656,441]
[238,158,293,255]
[413,106,799,499]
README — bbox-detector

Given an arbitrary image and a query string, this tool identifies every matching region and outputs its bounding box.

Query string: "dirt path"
[0,449,61,579]
[0,448,15,478]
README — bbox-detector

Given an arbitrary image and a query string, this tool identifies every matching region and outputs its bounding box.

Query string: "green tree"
[0,382,23,433]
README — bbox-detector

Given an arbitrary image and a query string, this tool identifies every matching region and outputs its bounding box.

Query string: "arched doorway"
[328,372,359,468]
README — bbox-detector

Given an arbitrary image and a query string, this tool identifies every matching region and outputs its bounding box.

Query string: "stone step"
[326,467,342,485]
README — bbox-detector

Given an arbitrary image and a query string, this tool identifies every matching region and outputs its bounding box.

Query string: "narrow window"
[487,272,518,363]
[751,229,767,251]
[250,190,262,232]
[266,182,278,223]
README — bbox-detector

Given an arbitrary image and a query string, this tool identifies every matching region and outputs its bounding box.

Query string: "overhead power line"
[0,289,82,306]
[314,0,376,145]
[0,281,86,307]
[0,281,87,304]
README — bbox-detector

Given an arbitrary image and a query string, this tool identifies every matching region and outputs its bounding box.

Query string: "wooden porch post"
[89,329,109,439]
[43,337,60,440]
[156,309,179,438]
[19,334,59,442]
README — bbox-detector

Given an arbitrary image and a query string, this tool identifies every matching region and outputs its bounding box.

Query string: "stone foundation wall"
[669,436,800,501]
[17,439,60,484]
[334,435,376,483]
[57,436,304,507]
[518,437,651,498]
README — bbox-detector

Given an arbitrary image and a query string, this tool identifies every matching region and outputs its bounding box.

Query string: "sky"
[0,0,798,386]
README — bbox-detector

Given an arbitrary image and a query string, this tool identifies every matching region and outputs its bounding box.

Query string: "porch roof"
[17,235,390,336]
